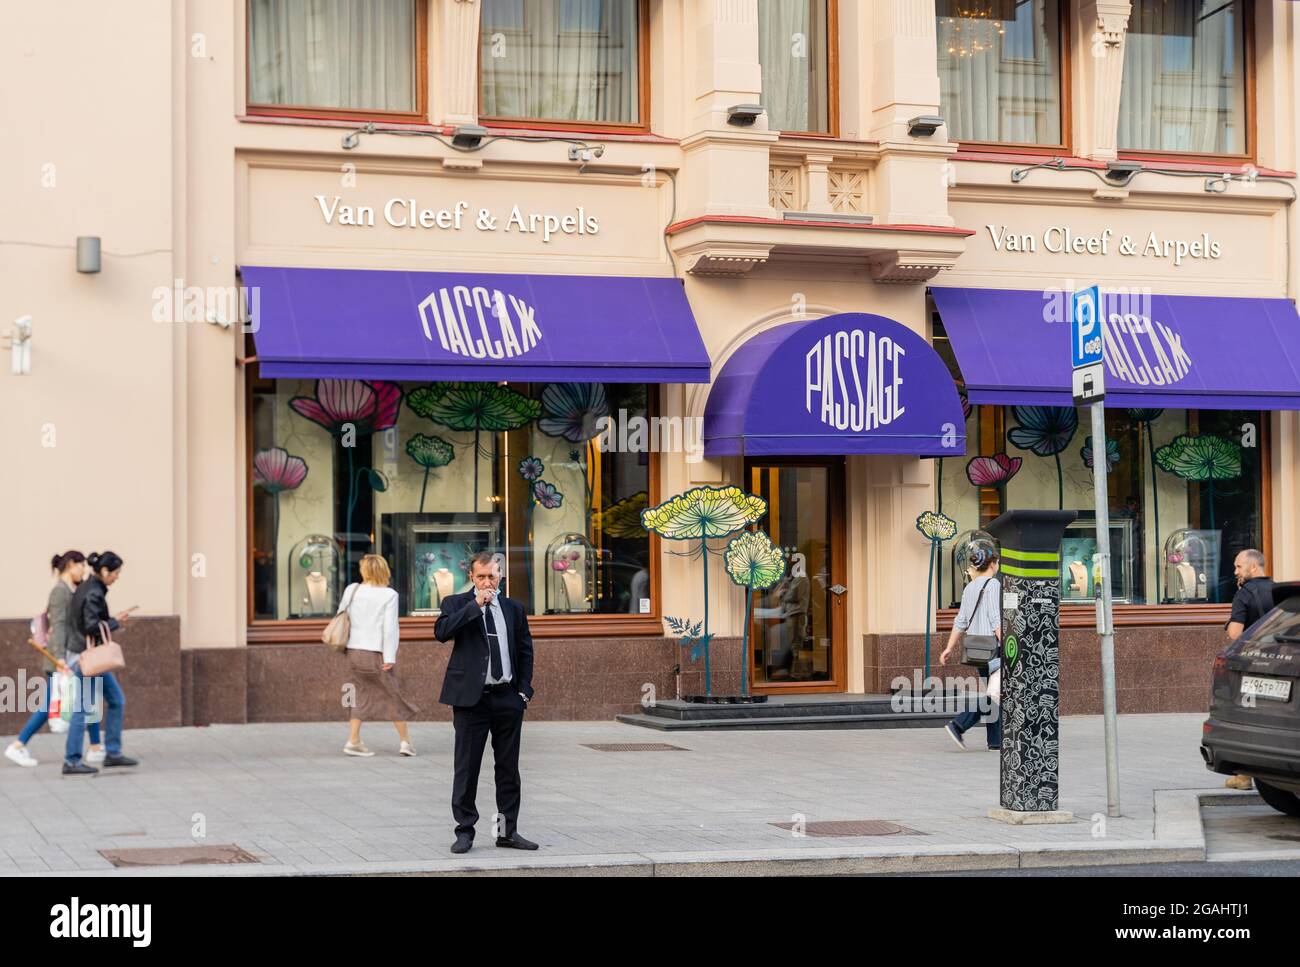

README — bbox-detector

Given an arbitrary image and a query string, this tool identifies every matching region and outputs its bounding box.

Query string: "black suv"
[1202,582,1300,817]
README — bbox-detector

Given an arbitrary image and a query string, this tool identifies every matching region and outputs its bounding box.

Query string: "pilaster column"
[434,0,482,126]
[803,153,836,214]
[867,0,940,144]
[1078,0,1132,162]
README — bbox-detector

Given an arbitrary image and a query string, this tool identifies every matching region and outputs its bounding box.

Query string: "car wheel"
[1255,779,1300,818]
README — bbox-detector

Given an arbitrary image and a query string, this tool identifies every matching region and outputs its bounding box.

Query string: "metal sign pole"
[1090,400,1121,818]
[1071,285,1121,818]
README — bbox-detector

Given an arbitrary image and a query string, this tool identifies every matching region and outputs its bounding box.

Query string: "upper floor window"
[1118,0,1249,157]
[758,0,835,135]
[936,0,1065,149]
[247,0,425,121]
[479,0,645,128]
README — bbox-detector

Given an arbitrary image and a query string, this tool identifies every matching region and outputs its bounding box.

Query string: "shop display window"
[250,378,653,622]
[937,401,1265,608]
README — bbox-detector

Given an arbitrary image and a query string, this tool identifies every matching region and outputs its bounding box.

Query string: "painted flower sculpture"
[725,529,787,697]
[517,456,544,482]
[1155,434,1243,538]
[965,453,1022,488]
[253,447,308,495]
[594,491,649,539]
[407,382,542,505]
[253,447,308,563]
[1007,406,1078,509]
[538,383,610,443]
[290,380,400,542]
[532,480,564,510]
[915,510,958,677]
[641,485,770,696]
[1081,435,1120,473]
[405,434,455,512]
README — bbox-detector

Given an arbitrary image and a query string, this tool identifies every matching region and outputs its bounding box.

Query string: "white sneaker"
[85,747,106,765]
[4,742,38,768]
[399,741,417,757]
[343,742,375,757]
[944,723,966,750]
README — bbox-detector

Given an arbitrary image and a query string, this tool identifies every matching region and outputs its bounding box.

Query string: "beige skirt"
[344,648,420,722]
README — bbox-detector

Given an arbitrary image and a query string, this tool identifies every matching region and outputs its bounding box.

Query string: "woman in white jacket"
[341,555,420,757]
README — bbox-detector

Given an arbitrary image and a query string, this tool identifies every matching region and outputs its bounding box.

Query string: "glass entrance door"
[746,460,846,692]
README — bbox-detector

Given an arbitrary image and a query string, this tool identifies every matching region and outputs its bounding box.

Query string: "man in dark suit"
[434,552,537,854]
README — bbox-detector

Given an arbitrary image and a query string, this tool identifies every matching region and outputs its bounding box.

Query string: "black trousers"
[451,687,525,838]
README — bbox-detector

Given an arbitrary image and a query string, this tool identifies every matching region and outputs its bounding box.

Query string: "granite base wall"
[864,625,1223,715]
[0,618,740,728]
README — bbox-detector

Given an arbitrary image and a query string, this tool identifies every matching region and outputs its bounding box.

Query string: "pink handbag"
[79,620,126,677]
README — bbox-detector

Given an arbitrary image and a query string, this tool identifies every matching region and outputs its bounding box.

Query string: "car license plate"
[1241,676,1292,702]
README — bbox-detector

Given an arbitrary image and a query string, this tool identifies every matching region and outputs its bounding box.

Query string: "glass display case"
[288,535,342,618]
[950,529,997,607]
[381,512,505,616]
[1162,528,1222,604]
[1060,512,1136,604]
[545,533,595,614]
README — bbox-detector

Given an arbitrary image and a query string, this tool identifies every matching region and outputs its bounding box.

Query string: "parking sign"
[1070,286,1105,404]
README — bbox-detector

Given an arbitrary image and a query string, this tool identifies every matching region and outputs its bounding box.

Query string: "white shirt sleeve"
[381,591,400,665]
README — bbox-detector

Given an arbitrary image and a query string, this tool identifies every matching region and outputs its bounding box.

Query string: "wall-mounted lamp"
[8,315,32,375]
[76,236,101,273]
[907,115,945,137]
[726,104,764,126]
[1104,160,1142,185]
[451,124,489,149]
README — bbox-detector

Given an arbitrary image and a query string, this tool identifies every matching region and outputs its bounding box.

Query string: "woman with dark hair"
[940,539,1003,752]
[64,551,137,775]
[5,552,86,768]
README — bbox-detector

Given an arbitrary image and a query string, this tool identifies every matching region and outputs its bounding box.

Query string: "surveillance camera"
[205,311,234,330]
[14,315,32,340]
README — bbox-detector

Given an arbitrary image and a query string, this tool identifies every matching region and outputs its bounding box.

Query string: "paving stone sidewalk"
[0,713,1229,875]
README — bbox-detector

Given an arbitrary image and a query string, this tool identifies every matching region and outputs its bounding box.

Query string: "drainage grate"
[98,845,261,868]
[582,742,689,752]
[769,820,920,837]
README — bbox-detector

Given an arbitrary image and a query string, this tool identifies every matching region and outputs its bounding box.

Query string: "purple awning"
[931,287,1300,410]
[239,266,711,383]
[703,313,967,457]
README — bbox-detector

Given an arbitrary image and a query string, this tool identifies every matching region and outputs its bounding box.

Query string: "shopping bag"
[47,670,67,723]
[986,667,1002,705]
[57,671,77,724]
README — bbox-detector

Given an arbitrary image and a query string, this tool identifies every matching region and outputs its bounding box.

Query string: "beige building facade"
[2,0,1298,724]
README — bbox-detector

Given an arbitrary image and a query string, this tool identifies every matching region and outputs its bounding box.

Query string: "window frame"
[935,400,1273,630]
[936,0,1072,156]
[243,367,665,642]
[475,0,652,134]
[764,0,841,140]
[244,0,430,125]
[1116,0,1256,164]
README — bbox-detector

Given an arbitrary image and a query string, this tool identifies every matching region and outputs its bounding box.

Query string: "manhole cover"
[769,820,920,837]
[582,743,689,752]
[98,845,261,868]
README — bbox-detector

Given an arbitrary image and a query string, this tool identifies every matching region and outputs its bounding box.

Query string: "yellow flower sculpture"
[640,486,768,541]
[725,530,787,591]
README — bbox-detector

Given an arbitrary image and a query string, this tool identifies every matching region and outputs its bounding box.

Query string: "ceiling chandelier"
[941,5,1009,58]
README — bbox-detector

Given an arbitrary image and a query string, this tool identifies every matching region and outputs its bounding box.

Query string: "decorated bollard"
[986,509,1077,822]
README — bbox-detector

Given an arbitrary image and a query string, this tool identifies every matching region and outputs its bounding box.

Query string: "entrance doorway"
[745,459,847,693]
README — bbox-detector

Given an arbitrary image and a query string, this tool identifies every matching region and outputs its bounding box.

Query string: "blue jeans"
[16,673,100,745]
[65,666,123,764]
[950,664,1002,749]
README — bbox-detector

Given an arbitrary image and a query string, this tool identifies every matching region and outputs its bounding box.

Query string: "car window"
[1249,597,1300,643]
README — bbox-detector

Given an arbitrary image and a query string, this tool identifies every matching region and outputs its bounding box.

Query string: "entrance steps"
[616,692,976,732]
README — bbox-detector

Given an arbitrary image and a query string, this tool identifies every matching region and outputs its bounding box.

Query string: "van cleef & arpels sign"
[313,194,600,243]
[985,224,1222,267]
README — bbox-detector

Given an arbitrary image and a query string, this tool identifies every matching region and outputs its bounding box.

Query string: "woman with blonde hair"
[340,554,419,757]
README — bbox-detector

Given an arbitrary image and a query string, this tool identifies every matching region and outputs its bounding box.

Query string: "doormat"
[98,845,261,868]
[768,820,921,837]
[581,743,690,752]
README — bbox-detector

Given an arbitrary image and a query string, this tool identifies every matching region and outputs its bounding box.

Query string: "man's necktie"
[484,603,504,681]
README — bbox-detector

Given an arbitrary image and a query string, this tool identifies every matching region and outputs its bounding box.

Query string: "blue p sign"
[1071,286,1103,368]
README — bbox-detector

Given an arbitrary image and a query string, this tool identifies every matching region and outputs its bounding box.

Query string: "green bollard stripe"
[1000,547,1061,563]
[1000,563,1060,579]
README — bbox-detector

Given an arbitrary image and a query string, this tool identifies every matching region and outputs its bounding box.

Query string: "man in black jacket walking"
[433,552,537,854]
[1224,549,1275,790]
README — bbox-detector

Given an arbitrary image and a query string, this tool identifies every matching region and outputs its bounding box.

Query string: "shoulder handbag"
[322,584,359,653]
[79,621,126,677]
[960,578,1000,670]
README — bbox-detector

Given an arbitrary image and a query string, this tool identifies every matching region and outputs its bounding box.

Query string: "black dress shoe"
[495,833,539,850]
[103,755,139,768]
[451,833,474,854]
[62,762,98,775]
